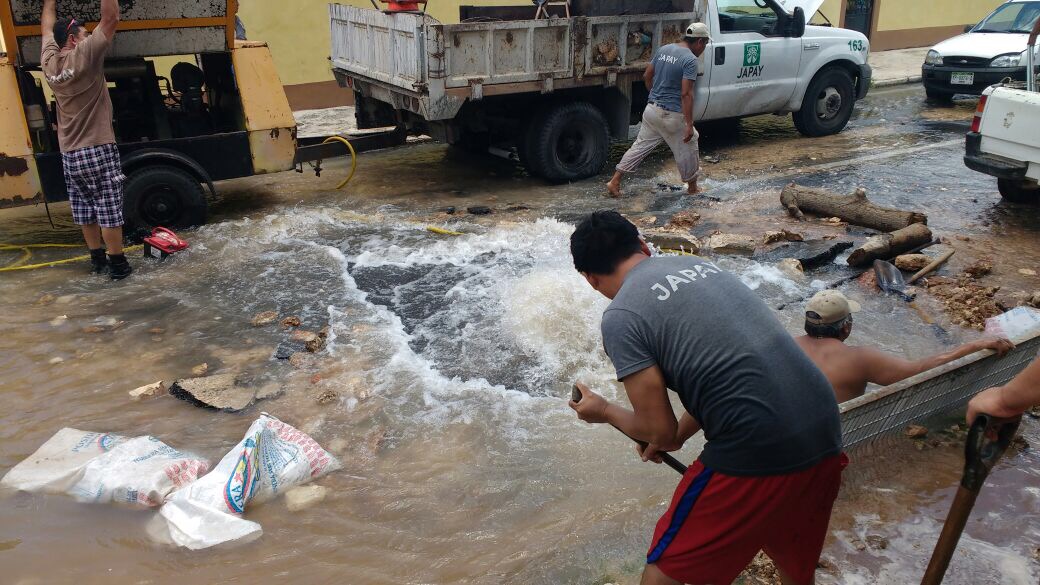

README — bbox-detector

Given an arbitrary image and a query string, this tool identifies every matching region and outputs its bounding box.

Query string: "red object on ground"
[647,453,848,584]
[143,227,189,260]
[379,0,426,12]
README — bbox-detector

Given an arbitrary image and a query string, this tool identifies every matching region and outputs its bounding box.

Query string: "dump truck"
[0,0,392,232]
[329,0,871,182]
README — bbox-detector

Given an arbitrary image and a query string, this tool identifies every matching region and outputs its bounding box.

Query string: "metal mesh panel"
[840,332,1040,450]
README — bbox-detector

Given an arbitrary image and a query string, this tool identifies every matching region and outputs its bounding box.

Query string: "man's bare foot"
[606,181,622,198]
[686,183,703,195]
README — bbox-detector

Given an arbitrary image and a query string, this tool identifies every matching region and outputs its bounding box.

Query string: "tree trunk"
[780,183,928,232]
[847,223,933,267]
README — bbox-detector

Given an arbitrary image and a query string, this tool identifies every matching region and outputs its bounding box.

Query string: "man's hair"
[804,315,850,339]
[54,18,83,48]
[570,210,643,275]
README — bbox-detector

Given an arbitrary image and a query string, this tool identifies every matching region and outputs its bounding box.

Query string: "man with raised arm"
[41,0,132,279]
[569,211,844,585]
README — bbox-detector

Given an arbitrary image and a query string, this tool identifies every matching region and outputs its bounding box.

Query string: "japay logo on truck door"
[739,42,764,80]
[224,434,262,514]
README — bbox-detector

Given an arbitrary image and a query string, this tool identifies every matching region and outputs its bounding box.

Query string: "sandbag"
[157,413,340,550]
[0,429,208,507]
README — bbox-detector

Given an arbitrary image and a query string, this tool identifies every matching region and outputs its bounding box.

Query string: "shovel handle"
[920,414,1021,585]
[571,385,688,475]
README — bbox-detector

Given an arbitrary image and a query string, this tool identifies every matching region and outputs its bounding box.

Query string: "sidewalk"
[870,47,930,88]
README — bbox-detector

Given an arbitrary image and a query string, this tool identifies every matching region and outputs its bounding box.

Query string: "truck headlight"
[990,53,1021,68]
[925,50,943,66]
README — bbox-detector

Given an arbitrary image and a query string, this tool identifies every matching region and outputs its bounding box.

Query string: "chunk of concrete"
[169,373,256,412]
[284,485,328,512]
[763,229,804,245]
[643,231,701,254]
[894,254,930,272]
[129,381,166,400]
[706,234,757,256]
[758,239,854,270]
[251,311,278,327]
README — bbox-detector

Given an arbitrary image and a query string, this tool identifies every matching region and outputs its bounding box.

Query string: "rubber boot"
[108,253,133,280]
[89,248,109,275]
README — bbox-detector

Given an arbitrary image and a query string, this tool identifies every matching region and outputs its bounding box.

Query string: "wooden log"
[847,223,933,267]
[780,183,928,232]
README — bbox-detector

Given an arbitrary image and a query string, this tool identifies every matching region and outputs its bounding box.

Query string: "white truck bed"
[329,4,700,120]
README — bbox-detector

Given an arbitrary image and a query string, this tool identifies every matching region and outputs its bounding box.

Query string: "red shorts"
[647,453,847,585]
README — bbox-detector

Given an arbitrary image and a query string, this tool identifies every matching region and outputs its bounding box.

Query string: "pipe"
[1028,18,1040,93]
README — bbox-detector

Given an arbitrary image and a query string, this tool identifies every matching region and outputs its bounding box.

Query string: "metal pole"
[1028,18,1040,93]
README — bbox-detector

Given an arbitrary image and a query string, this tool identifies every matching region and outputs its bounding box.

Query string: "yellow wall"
[875,0,1003,32]
[814,0,841,26]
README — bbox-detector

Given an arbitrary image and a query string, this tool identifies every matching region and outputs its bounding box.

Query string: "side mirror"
[790,6,807,38]
[964,24,974,33]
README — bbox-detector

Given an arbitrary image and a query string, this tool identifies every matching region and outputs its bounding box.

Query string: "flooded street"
[2,85,1040,584]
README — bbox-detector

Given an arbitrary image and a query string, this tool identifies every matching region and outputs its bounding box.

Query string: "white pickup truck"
[330,0,871,182]
[964,21,1040,203]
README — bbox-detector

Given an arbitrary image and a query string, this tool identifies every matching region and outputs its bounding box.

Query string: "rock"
[316,389,338,404]
[81,325,105,334]
[129,381,165,400]
[505,204,531,212]
[964,260,993,279]
[758,239,854,270]
[857,270,878,290]
[851,537,867,551]
[191,363,209,377]
[664,210,701,230]
[437,206,456,215]
[281,316,302,327]
[1019,268,1037,276]
[626,215,657,228]
[284,485,328,512]
[467,206,492,215]
[48,357,64,365]
[994,290,1031,312]
[738,552,781,584]
[306,336,326,353]
[55,294,77,304]
[816,558,837,572]
[706,233,757,256]
[148,327,165,335]
[36,294,55,305]
[643,231,701,254]
[823,216,844,225]
[251,311,278,327]
[1031,291,1040,308]
[169,373,257,412]
[1029,406,1040,419]
[777,258,805,281]
[290,330,319,343]
[318,325,331,339]
[49,315,68,326]
[924,276,1003,330]
[1012,435,1030,450]
[905,425,928,439]
[288,352,313,369]
[865,535,889,550]
[763,229,804,245]
[894,254,931,272]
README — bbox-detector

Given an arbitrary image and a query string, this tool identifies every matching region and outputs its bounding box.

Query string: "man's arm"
[97,0,119,41]
[862,338,1015,387]
[571,365,678,448]
[41,0,56,39]
[681,78,695,143]
[643,62,655,91]
[968,358,1040,423]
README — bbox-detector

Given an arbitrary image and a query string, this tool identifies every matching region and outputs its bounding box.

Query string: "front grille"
[942,56,990,67]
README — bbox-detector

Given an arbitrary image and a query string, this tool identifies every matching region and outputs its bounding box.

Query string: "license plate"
[950,72,974,85]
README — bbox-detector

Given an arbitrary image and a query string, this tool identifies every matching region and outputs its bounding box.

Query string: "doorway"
[844,0,874,37]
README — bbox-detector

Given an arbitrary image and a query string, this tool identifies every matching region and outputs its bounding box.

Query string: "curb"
[872,75,923,88]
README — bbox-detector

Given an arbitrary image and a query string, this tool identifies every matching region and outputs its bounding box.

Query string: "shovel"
[873,260,948,338]
[571,385,687,475]
[920,414,1021,585]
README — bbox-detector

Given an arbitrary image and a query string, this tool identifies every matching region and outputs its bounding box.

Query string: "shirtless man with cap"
[794,290,1015,403]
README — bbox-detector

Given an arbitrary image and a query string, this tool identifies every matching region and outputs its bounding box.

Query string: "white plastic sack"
[157,413,340,550]
[984,306,1040,341]
[0,428,208,507]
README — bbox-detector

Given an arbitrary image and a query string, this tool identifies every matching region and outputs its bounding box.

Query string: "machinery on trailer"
[0,0,392,232]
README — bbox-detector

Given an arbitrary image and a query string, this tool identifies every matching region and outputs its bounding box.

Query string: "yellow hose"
[660,247,699,256]
[426,226,463,236]
[0,244,143,272]
[322,136,358,189]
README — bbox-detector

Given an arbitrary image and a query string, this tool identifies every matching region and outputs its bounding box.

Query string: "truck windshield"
[973,1,1040,34]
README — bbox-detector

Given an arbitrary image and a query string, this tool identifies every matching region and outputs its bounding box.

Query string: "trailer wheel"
[123,165,207,232]
[793,68,855,137]
[524,101,610,182]
[998,178,1040,204]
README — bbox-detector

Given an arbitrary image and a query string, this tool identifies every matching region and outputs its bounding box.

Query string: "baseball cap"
[805,290,861,325]
[685,22,711,41]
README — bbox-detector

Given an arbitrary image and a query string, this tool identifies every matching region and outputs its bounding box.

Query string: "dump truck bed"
[329,4,700,121]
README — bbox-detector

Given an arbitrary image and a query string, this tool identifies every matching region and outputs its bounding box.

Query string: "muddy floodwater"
[1,86,1039,584]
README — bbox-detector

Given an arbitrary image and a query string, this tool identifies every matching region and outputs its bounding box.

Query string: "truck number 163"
[848,40,866,52]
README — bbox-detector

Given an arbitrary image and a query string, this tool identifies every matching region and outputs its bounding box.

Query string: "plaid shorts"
[62,143,126,228]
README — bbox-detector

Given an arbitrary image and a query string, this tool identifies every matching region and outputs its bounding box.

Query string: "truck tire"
[123,165,207,232]
[523,101,610,182]
[793,68,856,137]
[997,178,1040,204]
